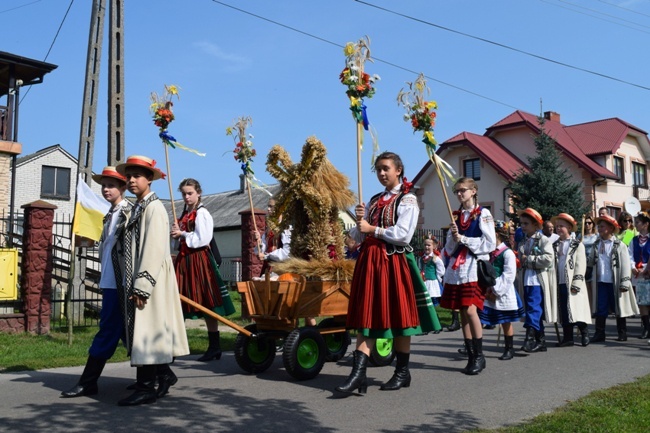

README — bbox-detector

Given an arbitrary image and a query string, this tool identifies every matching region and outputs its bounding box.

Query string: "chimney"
[239,174,245,193]
[544,111,560,123]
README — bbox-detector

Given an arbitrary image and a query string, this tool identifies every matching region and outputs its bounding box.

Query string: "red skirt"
[346,237,419,330]
[174,246,223,314]
[440,281,485,310]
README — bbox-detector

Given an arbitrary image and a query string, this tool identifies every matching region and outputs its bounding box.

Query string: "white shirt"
[597,238,614,283]
[181,207,213,249]
[523,237,541,286]
[557,238,571,285]
[99,200,128,290]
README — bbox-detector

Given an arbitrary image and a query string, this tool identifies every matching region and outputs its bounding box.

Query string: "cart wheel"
[318,318,351,362]
[282,327,327,380]
[234,324,276,374]
[369,338,395,367]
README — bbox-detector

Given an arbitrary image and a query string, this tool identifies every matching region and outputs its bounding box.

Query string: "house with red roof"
[412,110,650,229]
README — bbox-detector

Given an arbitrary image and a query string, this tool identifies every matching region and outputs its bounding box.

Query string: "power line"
[0,0,42,15]
[354,0,650,92]
[20,0,75,103]
[597,0,650,19]
[209,0,518,109]
[540,0,650,33]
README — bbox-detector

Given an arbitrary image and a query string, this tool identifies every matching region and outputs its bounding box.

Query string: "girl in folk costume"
[422,237,445,306]
[440,177,496,375]
[171,178,236,362]
[116,155,189,406]
[517,208,556,354]
[478,220,524,361]
[336,152,440,395]
[588,214,639,342]
[629,211,650,339]
[551,213,591,347]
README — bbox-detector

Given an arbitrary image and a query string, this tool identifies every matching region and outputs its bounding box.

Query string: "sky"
[3,0,650,206]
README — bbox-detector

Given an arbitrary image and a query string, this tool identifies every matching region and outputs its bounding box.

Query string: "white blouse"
[181,207,214,249]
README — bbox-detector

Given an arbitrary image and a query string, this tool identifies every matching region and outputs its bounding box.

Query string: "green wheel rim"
[247,339,271,364]
[375,338,393,357]
[297,338,319,369]
[325,334,343,353]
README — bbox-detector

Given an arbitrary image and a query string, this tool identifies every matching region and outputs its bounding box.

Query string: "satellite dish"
[625,196,641,215]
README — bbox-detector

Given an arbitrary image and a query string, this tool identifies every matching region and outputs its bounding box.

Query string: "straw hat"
[115,155,165,181]
[91,166,126,185]
[551,213,577,232]
[595,214,620,234]
[518,208,543,226]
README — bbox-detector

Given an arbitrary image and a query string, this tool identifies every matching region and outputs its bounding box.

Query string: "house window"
[463,158,480,180]
[613,156,624,184]
[632,162,647,187]
[41,166,71,200]
[607,206,621,220]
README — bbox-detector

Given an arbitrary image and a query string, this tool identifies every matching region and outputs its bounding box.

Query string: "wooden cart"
[233,274,395,380]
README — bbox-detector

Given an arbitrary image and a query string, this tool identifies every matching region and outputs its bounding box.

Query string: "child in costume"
[171,178,235,362]
[630,211,650,340]
[440,177,496,375]
[478,220,523,361]
[551,213,591,347]
[588,214,639,342]
[116,155,189,406]
[422,237,445,306]
[336,152,440,394]
[61,167,132,398]
[517,208,555,354]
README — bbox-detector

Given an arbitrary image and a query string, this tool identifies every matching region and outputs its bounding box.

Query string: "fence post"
[20,200,57,334]
[239,208,266,281]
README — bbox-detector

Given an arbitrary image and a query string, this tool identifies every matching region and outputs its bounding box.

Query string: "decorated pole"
[397,73,456,223]
[340,36,380,205]
[150,84,205,223]
[226,116,262,250]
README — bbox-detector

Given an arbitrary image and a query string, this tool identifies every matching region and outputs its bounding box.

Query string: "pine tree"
[506,118,592,222]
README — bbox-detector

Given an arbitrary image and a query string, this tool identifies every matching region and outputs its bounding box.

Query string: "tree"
[506,118,592,223]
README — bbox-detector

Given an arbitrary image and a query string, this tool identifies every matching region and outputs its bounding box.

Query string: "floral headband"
[637,211,650,221]
[494,220,509,231]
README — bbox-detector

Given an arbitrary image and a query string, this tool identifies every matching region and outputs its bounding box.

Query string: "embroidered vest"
[367,189,413,255]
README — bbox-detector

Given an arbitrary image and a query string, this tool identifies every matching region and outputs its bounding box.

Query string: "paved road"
[1,320,649,433]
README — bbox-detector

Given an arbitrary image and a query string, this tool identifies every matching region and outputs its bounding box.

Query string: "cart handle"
[179,294,254,337]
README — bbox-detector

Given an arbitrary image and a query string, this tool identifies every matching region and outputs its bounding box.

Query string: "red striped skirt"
[440,281,485,310]
[346,237,419,330]
[174,246,223,314]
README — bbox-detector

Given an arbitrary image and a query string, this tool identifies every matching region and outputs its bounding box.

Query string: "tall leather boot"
[118,365,157,406]
[466,338,486,375]
[380,352,411,391]
[521,327,535,352]
[445,311,461,332]
[156,364,178,398]
[556,325,575,347]
[616,317,628,341]
[528,330,547,353]
[591,316,607,343]
[578,322,590,347]
[197,331,222,362]
[462,338,475,374]
[335,350,369,394]
[499,335,514,360]
[639,315,650,339]
[61,355,106,398]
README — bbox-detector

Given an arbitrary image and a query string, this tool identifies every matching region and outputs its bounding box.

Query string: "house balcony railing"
[0,105,7,140]
[633,185,650,202]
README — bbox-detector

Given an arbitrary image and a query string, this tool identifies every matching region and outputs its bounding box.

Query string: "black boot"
[578,322,590,347]
[591,317,607,343]
[335,350,369,394]
[466,338,486,375]
[521,327,535,352]
[616,317,627,341]
[197,331,222,362]
[155,364,178,398]
[118,366,157,406]
[499,335,514,360]
[446,311,461,332]
[528,330,547,353]
[61,355,106,398]
[380,352,411,391]
[457,343,468,357]
[556,325,575,347]
[462,338,475,374]
[639,315,650,339]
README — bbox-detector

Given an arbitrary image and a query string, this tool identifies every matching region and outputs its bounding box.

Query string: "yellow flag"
[71,174,110,242]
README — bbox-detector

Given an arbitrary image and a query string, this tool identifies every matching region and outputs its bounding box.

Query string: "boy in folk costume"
[116,155,189,406]
[551,213,592,347]
[587,214,639,342]
[61,167,132,398]
[517,208,556,353]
